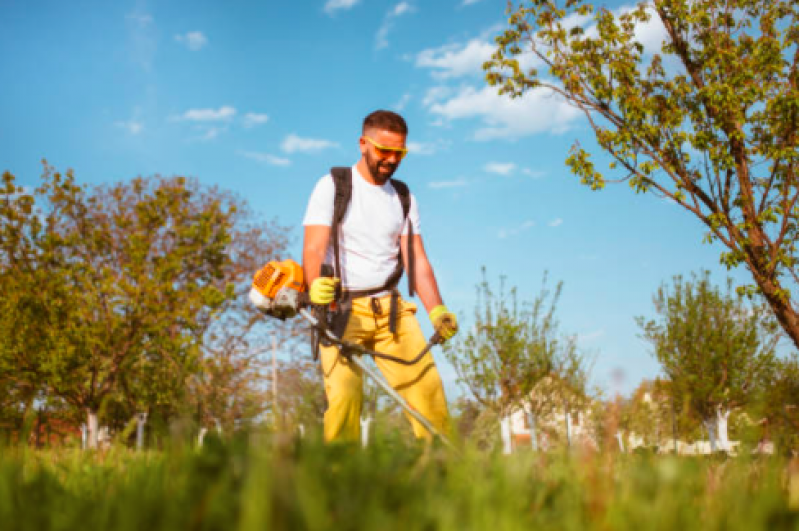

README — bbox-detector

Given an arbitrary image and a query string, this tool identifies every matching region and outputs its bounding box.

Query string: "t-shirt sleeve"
[302,174,335,227]
[402,193,421,236]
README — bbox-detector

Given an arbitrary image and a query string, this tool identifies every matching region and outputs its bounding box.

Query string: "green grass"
[1,434,798,531]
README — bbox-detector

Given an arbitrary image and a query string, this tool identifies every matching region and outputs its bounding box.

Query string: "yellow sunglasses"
[363,136,409,160]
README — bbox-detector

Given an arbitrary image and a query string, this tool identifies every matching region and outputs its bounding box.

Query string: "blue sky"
[1,0,762,398]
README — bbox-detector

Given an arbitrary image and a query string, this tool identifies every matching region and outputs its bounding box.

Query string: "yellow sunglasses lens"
[364,137,408,159]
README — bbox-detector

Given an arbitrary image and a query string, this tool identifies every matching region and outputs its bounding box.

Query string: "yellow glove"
[429,305,458,342]
[309,277,339,305]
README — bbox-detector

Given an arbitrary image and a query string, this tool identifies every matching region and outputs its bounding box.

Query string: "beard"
[365,150,399,183]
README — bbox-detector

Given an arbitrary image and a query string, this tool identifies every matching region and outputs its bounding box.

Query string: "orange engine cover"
[252,259,306,299]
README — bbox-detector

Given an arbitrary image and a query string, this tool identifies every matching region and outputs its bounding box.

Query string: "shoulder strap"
[390,178,415,297]
[329,167,352,293]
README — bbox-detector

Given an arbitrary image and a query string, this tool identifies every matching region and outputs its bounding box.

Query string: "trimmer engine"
[249,259,307,319]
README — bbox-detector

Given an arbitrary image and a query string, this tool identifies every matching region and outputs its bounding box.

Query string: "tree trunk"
[716,407,730,452]
[86,408,99,450]
[704,407,731,453]
[749,262,799,350]
[500,415,513,454]
[360,417,372,448]
[704,417,718,453]
[136,412,148,451]
[526,409,538,451]
[564,403,572,448]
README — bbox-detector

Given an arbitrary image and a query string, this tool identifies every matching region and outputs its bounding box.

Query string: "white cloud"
[115,120,144,135]
[177,106,237,122]
[126,12,153,26]
[422,86,452,106]
[392,1,413,16]
[428,85,581,140]
[416,39,495,79]
[406,141,437,156]
[484,162,516,175]
[428,179,467,189]
[522,168,546,179]
[175,31,208,51]
[393,93,411,111]
[578,329,605,343]
[126,10,156,70]
[548,218,563,227]
[498,220,535,239]
[239,150,291,166]
[376,2,415,50]
[242,112,269,127]
[325,0,360,15]
[198,126,227,141]
[281,134,339,154]
[462,0,483,5]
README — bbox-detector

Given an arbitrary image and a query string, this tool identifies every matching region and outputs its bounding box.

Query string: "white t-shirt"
[303,165,421,291]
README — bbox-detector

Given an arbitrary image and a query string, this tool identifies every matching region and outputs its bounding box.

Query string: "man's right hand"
[309,276,340,305]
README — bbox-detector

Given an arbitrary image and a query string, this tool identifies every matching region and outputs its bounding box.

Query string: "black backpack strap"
[329,167,352,300]
[390,178,415,297]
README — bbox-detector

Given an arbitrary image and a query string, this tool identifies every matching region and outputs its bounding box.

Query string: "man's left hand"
[429,305,458,342]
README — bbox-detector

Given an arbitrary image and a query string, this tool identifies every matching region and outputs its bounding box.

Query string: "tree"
[637,271,779,451]
[757,353,799,454]
[0,164,290,448]
[444,270,589,452]
[487,0,799,348]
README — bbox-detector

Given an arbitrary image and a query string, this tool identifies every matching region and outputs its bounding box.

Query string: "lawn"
[2,434,798,530]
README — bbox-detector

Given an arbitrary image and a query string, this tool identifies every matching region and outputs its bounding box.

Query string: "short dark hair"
[362,110,408,136]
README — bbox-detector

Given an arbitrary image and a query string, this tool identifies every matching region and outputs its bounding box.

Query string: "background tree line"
[0,163,298,448]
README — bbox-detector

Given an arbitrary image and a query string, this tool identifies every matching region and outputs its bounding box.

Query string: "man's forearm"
[414,260,444,314]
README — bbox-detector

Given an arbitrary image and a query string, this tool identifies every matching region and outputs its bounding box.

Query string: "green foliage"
[756,353,799,454]
[486,0,799,349]
[444,269,590,423]
[0,438,797,530]
[637,271,779,423]
[0,163,292,444]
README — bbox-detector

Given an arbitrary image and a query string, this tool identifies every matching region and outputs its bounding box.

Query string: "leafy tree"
[637,271,779,451]
[444,270,589,451]
[757,353,799,454]
[486,0,799,348]
[0,164,290,448]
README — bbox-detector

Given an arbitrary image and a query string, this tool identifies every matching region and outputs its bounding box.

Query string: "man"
[302,109,458,442]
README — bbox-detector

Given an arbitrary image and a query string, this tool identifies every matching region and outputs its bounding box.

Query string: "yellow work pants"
[320,294,449,442]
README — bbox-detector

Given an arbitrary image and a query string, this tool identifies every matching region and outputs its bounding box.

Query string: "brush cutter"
[249,259,456,450]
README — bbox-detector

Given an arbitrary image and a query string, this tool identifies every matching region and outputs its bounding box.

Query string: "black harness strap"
[327,166,415,336]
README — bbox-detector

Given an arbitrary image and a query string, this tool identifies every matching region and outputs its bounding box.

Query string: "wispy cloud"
[416,39,495,79]
[126,9,156,71]
[422,86,453,107]
[115,120,144,135]
[324,0,360,15]
[548,218,563,227]
[407,141,438,156]
[462,0,483,5]
[428,179,468,189]
[176,106,237,122]
[196,126,228,141]
[175,31,208,51]
[242,112,269,127]
[376,2,416,50]
[238,150,291,166]
[522,168,546,179]
[427,85,580,140]
[498,220,535,239]
[281,134,339,154]
[393,93,411,111]
[484,162,516,175]
[578,329,605,343]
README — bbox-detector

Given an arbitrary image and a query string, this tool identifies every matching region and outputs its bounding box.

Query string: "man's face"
[360,129,407,183]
